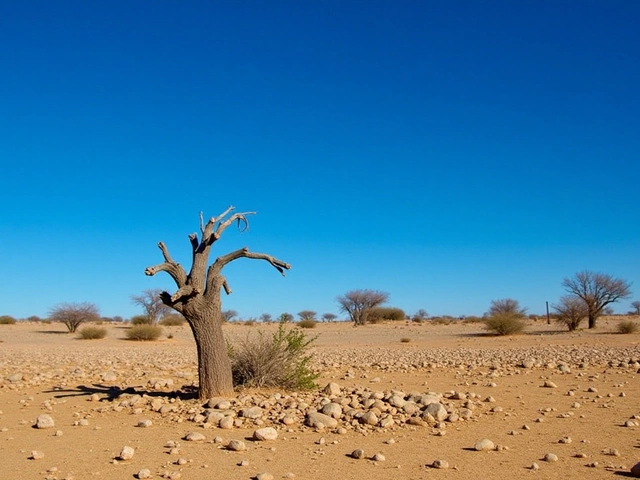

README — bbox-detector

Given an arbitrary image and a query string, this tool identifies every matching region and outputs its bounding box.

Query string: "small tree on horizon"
[631,301,640,315]
[336,289,389,326]
[562,271,632,329]
[321,313,337,322]
[488,298,527,317]
[222,309,239,323]
[553,295,588,331]
[144,207,290,399]
[297,310,317,322]
[49,302,100,333]
[130,289,170,325]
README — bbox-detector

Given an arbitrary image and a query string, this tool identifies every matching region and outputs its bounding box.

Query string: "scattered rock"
[351,449,365,459]
[253,427,278,441]
[35,414,55,429]
[474,439,495,451]
[256,473,273,480]
[136,469,152,479]
[184,432,206,442]
[29,450,44,460]
[227,439,247,451]
[543,453,558,462]
[118,445,135,460]
[432,459,449,469]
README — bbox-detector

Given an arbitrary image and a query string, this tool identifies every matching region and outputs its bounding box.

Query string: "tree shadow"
[43,384,199,401]
[37,330,69,335]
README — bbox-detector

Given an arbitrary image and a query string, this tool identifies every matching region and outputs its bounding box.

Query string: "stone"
[424,402,448,422]
[305,412,338,428]
[35,414,55,429]
[359,411,378,426]
[227,439,247,451]
[184,432,206,442]
[136,469,152,479]
[321,402,342,419]
[432,459,449,469]
[30,450,44,460]
[241,407,263,419]
[543,381,557,388]
[351,449,365,459]
[372,453,385,461]
[256,473,274,480]
[631,462,640,478]
[323,382,341,396]
[253,427,278,441]
[119,445,135,460]
[474,439,495,451]
[543,453,558,462]
[219,416,234,429]
[137,419,153,428]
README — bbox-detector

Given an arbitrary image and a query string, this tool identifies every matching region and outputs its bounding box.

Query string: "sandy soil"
[1,319,639,480]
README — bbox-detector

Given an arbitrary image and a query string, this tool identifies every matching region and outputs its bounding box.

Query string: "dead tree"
[145,207,291,399]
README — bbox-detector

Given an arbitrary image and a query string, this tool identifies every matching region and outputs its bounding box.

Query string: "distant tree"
[562,271,632,329]
[297,310,317,322]
[49,302,100,333]
[131,289,170,325]
[260,313,273,323]
[603,306,615,316]
[368,306,405,322]
[144,207,290,399]
[631,301,640,315]
[278,312,294,323]
[412,309,429,322]
[222,310,239,323]
[131,314,152,325]
[553,296,588,331]
[336,289,389,326]
[0,315,17,325]
[488,298,527,317]
[322,313,337,323]
[26,315,41,323]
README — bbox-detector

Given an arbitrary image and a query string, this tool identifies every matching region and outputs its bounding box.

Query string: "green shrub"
[485,314,526,336]
[229,320,318,390]
[617,320,638,334]
[367,307,405,322]
[298,319,317,329]
[131,315,152,325]
[78,326,107,339]
[0,315,17,325]
[159,314,185,326]
[126,325,162,341]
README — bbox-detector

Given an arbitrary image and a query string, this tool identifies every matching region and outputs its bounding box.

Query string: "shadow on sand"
[43,384,199,401]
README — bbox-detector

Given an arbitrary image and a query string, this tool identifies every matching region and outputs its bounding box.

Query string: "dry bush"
[78,326,107,340]
[617,320,638,334]
[0,315,17,325]
[229,321,317,389]
[485,314,525,336]
[298,319,317,329]
[243,319,257,326]
[131,315,152,325]
[159,314,185,326]
[367,306,406,322]
[431,317,452,325]
[125,325,163,341]
[461,316,484,324]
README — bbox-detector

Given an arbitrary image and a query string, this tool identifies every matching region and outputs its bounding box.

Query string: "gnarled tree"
[562,271,631,329]
[145,207,290,399]
[337,289,389,326]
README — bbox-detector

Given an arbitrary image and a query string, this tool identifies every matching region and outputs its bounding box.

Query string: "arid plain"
[1,318,639,480]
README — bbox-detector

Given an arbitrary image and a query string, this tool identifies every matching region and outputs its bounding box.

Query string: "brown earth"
[1,318,639,480]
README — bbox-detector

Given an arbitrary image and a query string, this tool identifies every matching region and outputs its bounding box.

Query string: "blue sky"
[1,1,638,320]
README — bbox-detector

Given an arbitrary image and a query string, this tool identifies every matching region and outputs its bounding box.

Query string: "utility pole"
[546,301,550,325]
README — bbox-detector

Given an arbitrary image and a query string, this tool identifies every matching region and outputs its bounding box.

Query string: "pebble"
[256,473,273,480]
[227,439,247,451]
[474,439,495,451]
[29,450,44,460]
[351,449,365,459]
[136,469,152,479]
[432,459,449,469]
[118,446,135,460]
[543,453,558,462]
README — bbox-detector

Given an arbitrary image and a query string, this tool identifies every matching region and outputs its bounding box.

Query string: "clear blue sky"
[1,1,638,320]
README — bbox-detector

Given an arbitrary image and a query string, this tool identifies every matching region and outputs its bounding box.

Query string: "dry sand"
[1,318,639,480]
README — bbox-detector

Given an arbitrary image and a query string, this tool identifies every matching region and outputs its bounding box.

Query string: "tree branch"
[189,233,199,252]
[144,242,188,287]
[214,247,291,275]
[208,212,256,245]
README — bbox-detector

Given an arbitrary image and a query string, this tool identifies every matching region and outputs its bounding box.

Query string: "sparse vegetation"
[485,313,525,336]
[49,302,100,333]
[617,320,638,334]
[488,298,527,317]
[337,289,389,326]
[0,315,17,324]
[77,326,107,339]
[159,314,186,326]
[130,289,169,325]
[131,315,152,325]
[229,320,318,389]
[298,319,317,329]
[553,296,588,331]
[125,324,163,341]
[367,306,405,322]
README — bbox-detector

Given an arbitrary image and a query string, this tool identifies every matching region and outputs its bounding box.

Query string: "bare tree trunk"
[588,312,597,329]
[188,308,233,398]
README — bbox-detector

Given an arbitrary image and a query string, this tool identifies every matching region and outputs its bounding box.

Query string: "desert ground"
[1,318,639,480]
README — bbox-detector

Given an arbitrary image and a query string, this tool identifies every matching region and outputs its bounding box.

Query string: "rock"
[359,411,378,426]
[323,382,341,396]
[35,414,55,429]
[474,439,495,451]
[351,449,365,459]
[424,402,448,422]
[136,469,152,479]
[321,402,342,419]
[119,445,135,460]
[432,459,449,469]
[372,453,385,461]
[227,439,247,451]
[530,463,539,471]
[29,450,44,460]
[256,473,274,480]
[305,412,338,428]
[543,381,557,388]
[137,419,153,428]
[219,416,234,429]
[184,432,206,442]
[631,462,640,478]
[253,427,278,441]
[241,407,263,419]
[543,453,558,462]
